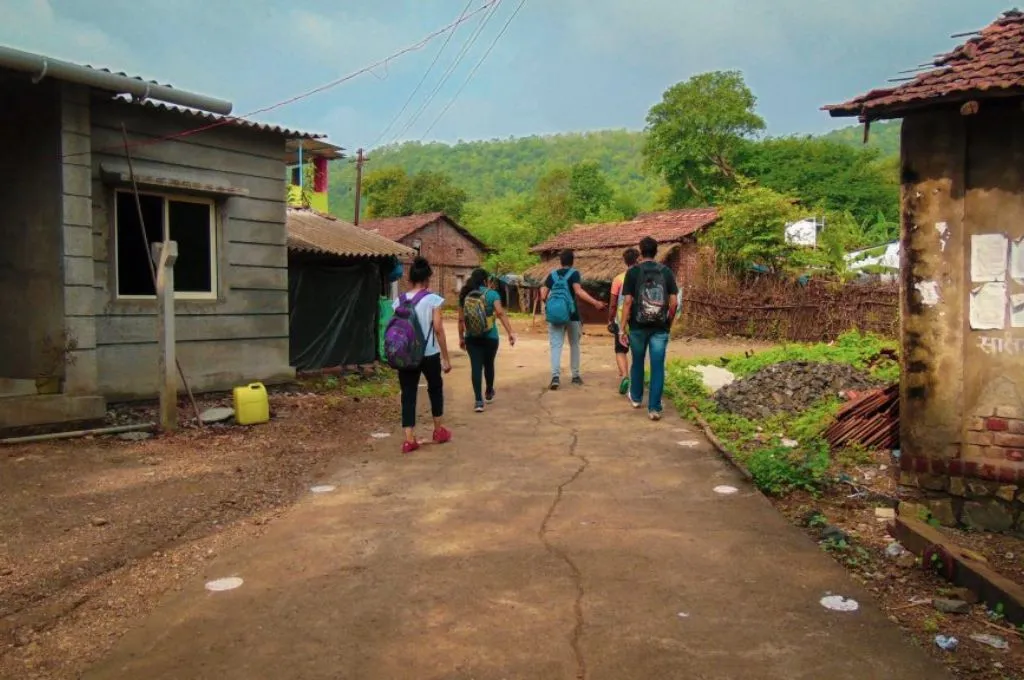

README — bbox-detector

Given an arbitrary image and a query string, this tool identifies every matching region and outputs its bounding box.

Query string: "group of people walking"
[383,235,678,452]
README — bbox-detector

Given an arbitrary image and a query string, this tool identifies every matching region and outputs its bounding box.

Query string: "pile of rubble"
[714,361,882,420]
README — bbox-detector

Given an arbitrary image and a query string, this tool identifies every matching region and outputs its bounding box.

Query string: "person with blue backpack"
[383,257,453,454]
[458,268,517,413]
[541,249,606,390]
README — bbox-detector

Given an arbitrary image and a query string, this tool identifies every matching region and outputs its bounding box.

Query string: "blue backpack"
[545,268,577,325]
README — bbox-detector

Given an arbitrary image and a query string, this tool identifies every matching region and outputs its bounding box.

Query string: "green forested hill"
[327,122,901,222]
[819,120,901,158]
[328,129,664,221]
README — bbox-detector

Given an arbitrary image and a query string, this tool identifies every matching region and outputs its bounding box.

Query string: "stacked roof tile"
[529,208,718,254]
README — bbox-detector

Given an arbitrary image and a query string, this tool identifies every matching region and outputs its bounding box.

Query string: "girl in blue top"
[458,268,516,412]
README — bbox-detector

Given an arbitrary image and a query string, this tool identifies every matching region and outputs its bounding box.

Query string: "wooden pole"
[353,148,368,225]
[153,241,178,430]
[120,124,204,429]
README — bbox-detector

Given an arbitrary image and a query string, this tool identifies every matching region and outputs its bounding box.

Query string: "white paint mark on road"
[820,595,859,612]
[310,485,336,494]
[370,432,391,439]
[713,485,739,495]
[677,612,690,618]
[677,440,700,448]
[205,577,244,592]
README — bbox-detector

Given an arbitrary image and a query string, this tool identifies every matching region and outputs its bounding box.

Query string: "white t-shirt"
[393,291,444,357]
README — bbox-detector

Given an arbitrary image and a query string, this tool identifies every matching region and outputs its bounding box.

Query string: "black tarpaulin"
[289,261,380,370]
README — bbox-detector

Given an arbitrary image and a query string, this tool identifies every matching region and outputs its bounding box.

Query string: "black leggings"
[465,336,499,402]
[398,353,444,428]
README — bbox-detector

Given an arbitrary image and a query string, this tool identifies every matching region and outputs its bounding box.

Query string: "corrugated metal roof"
[287,208,415,259]
[113,96,324,140]
[530,208,718,253]
[826,10,1024,119]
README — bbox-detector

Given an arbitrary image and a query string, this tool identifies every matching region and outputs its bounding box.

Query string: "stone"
[962,500,1014,533]
[932,598,971,615]
[118,431,152,442]
[199,407,235,424]
[949,477,967,497]
[874,507,896,521]
[918,474,946,492]
[898,501,930,521]
[945,587,980,605]
[996,485,1018,502]
[926,498,957,527]
[687,365,736,393]
[896,553,918,569]
[90,517,109,527]
[995,406,1022,419]
[899,472,919,488]
[821,525,850,544]
[967,481,995,498]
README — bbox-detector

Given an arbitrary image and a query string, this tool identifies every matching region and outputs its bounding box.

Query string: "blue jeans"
[548,321,582,379]
[629,328,669,413]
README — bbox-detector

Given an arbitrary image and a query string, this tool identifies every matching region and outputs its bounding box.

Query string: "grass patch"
[665,331,899,497]
[305,368,399,399]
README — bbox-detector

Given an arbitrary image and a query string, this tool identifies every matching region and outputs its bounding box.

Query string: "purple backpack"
[384,290,432,370]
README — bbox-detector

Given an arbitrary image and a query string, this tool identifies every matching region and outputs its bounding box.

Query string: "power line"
[67,0,501,159]
[388,0,503,145]
[365,0,475,150]
[420,0,527,140]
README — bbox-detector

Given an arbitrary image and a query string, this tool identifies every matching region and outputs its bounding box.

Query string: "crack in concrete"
[537,391,589,679]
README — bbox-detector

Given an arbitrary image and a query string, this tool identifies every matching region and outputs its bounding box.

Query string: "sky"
[0,0,1011,151]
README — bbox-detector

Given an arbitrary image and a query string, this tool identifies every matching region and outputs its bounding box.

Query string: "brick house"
[524,208,718,324]
[826,10,1024,531]
[358,212,490,300]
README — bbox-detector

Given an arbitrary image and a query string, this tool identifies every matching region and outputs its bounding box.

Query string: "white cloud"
[0,0,133,68]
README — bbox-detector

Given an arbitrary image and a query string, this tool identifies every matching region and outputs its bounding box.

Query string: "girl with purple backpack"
[389,257,452,454]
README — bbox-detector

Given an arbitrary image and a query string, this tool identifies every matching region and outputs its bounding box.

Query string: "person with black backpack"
[619,237,679,421]
[541,249,606,390]
[458,268,516,413]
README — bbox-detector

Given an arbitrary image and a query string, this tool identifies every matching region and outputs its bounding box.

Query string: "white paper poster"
[1012,237,1024,283]
[1012,294,1024,329]
[970,282,1007,330]
[971,234,1008,282]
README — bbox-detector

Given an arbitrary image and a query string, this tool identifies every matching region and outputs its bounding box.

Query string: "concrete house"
[358,212,490,299]
[827,10,1024,531]
[0,46,329,430]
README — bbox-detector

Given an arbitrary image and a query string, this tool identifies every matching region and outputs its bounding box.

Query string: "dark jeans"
[465,336,499,402]
[629,327,670,413]
[398,353,444,428]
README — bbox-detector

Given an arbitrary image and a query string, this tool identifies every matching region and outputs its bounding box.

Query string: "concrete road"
[84,328,945,680]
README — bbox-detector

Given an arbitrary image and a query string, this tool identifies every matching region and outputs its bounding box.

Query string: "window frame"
[113,189,219,301]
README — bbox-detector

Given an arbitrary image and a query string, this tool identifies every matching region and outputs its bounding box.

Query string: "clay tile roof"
[529,208,719,254]
[523,245,679,285]
[826,10,1024,119]
[358,212,492,252]
[287,208,414,259]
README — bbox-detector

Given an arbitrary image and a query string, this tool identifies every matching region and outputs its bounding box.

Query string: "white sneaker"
[649,411,662,421]
[628,396,642,409]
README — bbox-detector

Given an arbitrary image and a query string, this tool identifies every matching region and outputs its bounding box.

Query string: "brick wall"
[966,409,1024,465]
[395,218,485,303]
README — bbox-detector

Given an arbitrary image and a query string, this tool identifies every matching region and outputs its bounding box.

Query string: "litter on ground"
[820,595,859,612]
[205,577,244,592]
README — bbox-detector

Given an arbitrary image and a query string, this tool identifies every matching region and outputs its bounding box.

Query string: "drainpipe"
[0,45,232,115]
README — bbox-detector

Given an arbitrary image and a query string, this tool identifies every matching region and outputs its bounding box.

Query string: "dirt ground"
[0,386,398,680]
[773,450,1024,680]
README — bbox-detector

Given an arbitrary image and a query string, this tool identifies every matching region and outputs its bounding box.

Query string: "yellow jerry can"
[233,382,270,425]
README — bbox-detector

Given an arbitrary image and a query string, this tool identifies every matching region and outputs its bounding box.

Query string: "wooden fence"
[678,275,899,342]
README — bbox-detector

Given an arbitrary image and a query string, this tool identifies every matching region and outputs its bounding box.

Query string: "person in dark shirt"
[620,236,679,420]
[541,249,605,390]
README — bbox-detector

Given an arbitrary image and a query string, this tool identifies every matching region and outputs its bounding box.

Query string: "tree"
[362,167,468,221]
[526,167,573,240]
[643,71,765,207]
[705,182,799,275]
[568,160,614,222]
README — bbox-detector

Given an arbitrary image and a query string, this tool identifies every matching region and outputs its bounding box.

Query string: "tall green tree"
[362,168,468,221]
[644,71,766,207]
[705,182,799,275]
[568,160,614,222]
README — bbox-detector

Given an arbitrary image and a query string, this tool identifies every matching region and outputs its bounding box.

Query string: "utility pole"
[353,148,368,225]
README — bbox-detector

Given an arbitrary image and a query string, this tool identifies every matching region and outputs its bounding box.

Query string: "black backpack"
[635,264,670,325]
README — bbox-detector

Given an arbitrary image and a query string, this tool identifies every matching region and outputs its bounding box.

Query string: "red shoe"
[402,440,420,455]
[432,427,452,444]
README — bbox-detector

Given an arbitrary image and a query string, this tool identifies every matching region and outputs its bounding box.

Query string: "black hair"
[459,267,489,305]
[560,249,575,267]
[409,256,433,284]
[623,247,640,267]
[639,237,658,259]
